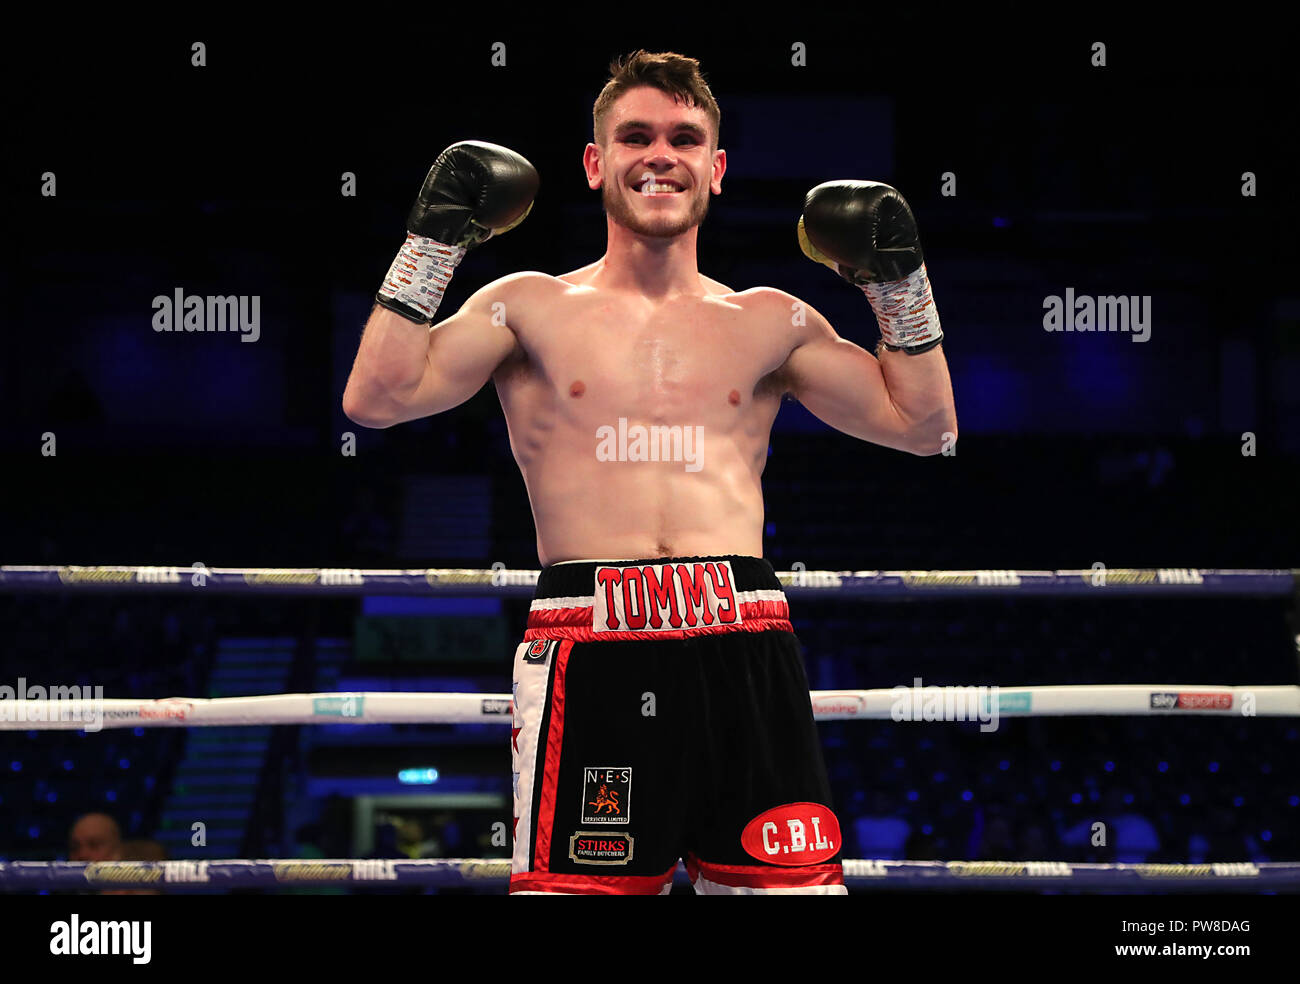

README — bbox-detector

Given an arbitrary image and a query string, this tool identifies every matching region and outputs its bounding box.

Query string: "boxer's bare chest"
[496,275,792,432]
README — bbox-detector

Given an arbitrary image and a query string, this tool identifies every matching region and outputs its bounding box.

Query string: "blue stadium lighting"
[46,792,57,803]
[1233,797,1244,807]
[921,824,933,835]
[1261,830,1272,842]
[9,761,20,772]
[62,760,73,771]
[1070,793,1082,804]
[362,596,502,617]
[998,760,1010,771]
[118,758,130,769]
[1158,761,1169,772]
[1179,794,1190,805]
[931,771,946,783]
[961,790,973,802]
[27,827,39,839]
[1208,761,1219,773]
[1289,796,1299,807]
[398,768,440,785]
[1103,761,1114,772]
[1050,761,1061,772]
[133,728,145,737]
[106,791,117,802]
[1123,794,1134,805]
[906,790,919,802]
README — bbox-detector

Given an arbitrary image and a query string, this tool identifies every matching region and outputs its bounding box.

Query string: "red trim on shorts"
[509,865,678,895]
[532,640,571,873]
[523,619,794,643]
[685,854,845,889]
[524,599,792,642]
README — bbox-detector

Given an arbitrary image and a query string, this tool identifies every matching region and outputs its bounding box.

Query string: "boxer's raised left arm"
[777,296,955,455]
[790,179,957,455]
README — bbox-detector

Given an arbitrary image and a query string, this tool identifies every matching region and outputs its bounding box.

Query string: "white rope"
[2,684,1296,730]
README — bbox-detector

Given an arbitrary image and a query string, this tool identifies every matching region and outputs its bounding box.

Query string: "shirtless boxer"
[343,50,957,895]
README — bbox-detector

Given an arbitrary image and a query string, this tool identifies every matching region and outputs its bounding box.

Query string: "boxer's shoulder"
[733,283,804,311]
[473,269,568,306]
[724,285,826,339]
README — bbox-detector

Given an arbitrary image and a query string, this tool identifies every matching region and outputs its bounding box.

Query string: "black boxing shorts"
[509,555,846,895]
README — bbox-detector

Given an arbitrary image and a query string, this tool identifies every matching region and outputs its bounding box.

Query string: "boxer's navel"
[727,389,741,406]
[569,380,586,398]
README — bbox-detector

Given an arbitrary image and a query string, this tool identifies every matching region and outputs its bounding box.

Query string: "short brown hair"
[593,50,720,150]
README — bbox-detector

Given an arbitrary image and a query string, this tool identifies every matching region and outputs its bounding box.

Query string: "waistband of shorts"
[525,555,791,642]
[533,555,782,599]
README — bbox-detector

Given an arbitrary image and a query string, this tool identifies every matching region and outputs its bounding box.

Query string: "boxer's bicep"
[781,308,918,453]
[351,280,521,427]
[345,280,519,427]
[413,285,522,417]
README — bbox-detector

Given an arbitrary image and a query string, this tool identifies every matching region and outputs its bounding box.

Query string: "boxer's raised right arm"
[343,280,521,428]
[342,140,539,428]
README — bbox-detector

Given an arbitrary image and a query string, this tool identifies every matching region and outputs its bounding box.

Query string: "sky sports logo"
[1149,692,1233,711]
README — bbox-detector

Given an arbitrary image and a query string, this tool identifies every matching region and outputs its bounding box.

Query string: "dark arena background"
[1,13,1297,963]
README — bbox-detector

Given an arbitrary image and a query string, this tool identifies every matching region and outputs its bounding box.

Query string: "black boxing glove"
[377,141,540,324]
[798,180,943,354]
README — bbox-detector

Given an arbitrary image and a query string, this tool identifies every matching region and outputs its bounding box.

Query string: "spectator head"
[68,812,122,862]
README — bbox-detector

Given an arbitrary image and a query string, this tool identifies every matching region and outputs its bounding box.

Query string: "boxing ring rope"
[2,685,1298,729]
[4,858,1298,892]
[4,564,1297,892]
[3,564,1296,597]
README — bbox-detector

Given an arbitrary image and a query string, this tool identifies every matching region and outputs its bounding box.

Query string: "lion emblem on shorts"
[587,784,622,816]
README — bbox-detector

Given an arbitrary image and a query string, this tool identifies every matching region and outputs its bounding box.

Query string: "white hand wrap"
[858,262,944,351]
[377,234,467,323]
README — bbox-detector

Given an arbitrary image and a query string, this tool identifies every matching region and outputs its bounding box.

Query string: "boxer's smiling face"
[586,86,725,239]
